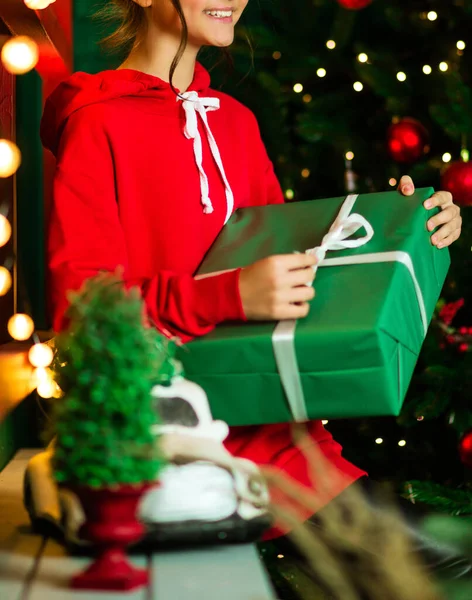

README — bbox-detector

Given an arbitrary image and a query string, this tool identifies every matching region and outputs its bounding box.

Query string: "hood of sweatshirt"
[41,62,211,157]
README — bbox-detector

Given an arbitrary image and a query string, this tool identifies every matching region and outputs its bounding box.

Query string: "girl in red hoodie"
[42,0,467,587]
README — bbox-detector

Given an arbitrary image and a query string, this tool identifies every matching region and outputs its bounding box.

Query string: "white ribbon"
[179,91,234,224]
[272,194,428,422]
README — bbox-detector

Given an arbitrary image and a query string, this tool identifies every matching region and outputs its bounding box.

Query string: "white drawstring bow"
[178,91,234,224]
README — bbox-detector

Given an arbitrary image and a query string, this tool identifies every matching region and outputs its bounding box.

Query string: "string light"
[277,554,284,559]
[423,65,432,75]
[427,11,438,21]
[322,420,329,425]
[24,0,57,9]
[272,51,281,60]
[316,68,326,78]
[353,81,363,92]
[1,36,39,75]
[28,343,54,368]
[375,438,383,444]
[345,151,355,161]
[301,168,311,178]
[0,267,12,296]
[439,62,449,72]
[442,153,452,163]
[302,94,312,103]
[461,148,470,162]
[37,378,57,399]
[8,314,35,341]
[457,41,466,50]
[389,178,397,187]
[398,440,407,447]
[396,72,407,82]
[293,83,303,93]
[0,139,22,178]
[326,40,336,50]
[285,189,294,200]
[0,215,12,247]
[33,367,50,385]
[357,53,368,63]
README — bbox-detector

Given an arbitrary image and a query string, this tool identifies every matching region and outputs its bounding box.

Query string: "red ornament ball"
[337,0,373,9]
[387,118,430,163]
[459,429,472,469]
[441,160,472,206]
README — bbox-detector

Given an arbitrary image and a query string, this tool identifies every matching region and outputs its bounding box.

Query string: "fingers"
[270,253,318,271]
[398,175,415,196]
[280,284,316,304]
[427,205,459,231]
[277,302,311,320]
[424,191,454,210]
[435,228,461,249]
[286,265,316,288]
[431,217,462,247]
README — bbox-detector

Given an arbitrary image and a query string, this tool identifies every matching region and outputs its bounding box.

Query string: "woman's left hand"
[397,175,462,248]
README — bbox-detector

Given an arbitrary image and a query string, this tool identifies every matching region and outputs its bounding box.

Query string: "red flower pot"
[69,483,154,591]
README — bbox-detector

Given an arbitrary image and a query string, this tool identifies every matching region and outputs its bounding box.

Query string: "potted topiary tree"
[51,271,168,591]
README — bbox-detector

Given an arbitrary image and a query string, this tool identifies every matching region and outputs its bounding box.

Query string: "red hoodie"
[41,62,366,538]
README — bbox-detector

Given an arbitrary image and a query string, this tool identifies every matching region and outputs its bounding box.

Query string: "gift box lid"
[185,189,450,377]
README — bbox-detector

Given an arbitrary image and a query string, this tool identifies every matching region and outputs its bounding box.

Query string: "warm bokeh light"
[285,189,294,200]
[457,40,466,50]
[0,267,12,296]
[326,40,336,50]
[293,83,303,93]
[398,440,407,447]
[353,81,364,92]
[442,152,452,163]
[8,313,34,341]
[29,343,54,368]
[272,51,281,60]
[389,178,397,187]
[0,139,22,178]
[423,65,432,74]
[24,0,57,9]
[375,438,383,444]
[357,53,368,63]
[302,94,312,103]
[439,62,449,72]
[316,68,327,78]
[301,168,310,178]
[37,378,56,399]
[397,71,407,82]
[322,420,329,425]
[427,11,438,21]
[1,36,39,75]
[0,215,12,247]
[345,151,355,161]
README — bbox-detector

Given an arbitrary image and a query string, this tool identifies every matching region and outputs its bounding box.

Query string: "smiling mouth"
[203,9,234,21]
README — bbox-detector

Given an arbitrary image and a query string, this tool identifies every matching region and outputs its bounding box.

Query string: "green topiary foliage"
[51,271,171,488]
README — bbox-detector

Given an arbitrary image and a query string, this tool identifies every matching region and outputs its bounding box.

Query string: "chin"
[190,31,235,49]
[210,35,234,48]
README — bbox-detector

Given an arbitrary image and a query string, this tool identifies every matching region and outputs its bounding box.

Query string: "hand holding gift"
[239,254,317,321]
[398,175,462,248]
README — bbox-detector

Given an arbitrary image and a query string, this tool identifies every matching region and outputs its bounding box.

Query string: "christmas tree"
[204,0,472,510]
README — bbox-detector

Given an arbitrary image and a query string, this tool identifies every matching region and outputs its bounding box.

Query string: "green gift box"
[177,189,450,426]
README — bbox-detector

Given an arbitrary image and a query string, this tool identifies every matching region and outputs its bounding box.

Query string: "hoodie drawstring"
[178,91,234,224]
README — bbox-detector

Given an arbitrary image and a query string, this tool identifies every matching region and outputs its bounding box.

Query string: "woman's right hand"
[239,254,317,321]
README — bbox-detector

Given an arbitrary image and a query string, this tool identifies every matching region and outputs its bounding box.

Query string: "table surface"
[0,449,276,600]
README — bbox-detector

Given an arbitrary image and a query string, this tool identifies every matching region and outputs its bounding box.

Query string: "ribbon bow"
[305,194,374,275]
[178,91,234,223]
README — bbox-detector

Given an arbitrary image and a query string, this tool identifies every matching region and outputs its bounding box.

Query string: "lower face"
[163,1,249,49]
